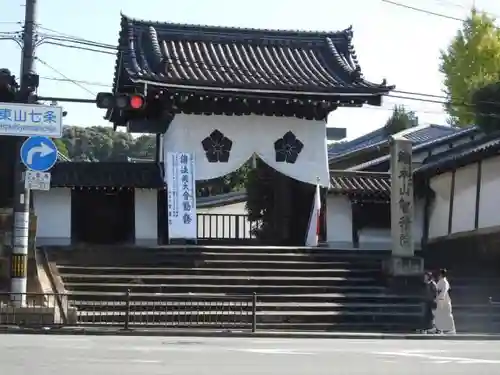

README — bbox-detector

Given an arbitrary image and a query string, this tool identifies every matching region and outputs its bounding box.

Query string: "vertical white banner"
[166,152,197,240]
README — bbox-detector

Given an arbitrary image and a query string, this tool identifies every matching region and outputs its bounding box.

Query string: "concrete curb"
[0,326,499,340]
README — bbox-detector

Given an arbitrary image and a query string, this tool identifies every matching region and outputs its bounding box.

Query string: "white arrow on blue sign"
[20,136,58,172]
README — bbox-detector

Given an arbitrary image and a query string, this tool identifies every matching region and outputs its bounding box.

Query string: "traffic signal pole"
[10,0,37,307]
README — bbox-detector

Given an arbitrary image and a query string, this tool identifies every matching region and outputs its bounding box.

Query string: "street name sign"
[20,136,58,172]
[24,170,51,191]
[0,102,63,138]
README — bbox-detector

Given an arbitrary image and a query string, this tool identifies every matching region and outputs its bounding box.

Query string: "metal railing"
[0,291,257,331]
[196,213,259,241]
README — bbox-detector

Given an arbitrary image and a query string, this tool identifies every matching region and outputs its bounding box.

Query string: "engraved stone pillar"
[384,136,423,285]
[390,136,414,256]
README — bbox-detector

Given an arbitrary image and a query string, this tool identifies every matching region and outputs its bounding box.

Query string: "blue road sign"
[20,136,58,172]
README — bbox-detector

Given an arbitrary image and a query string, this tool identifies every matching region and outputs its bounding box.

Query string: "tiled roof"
[402,124,458,144]
[197,190,247,208]
[328,127,387,158]
[328,124,462,161]
[50,162,164,188]
[348,125,479,171]
[417,132,500,176]
[329,170,390,198]
[113,15,392,97]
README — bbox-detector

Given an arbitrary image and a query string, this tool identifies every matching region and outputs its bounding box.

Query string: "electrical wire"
[32,25,500,119]
[41,41,116,56]
[36,57,96,96]
[381,0,467,21]
[40,76,112,88]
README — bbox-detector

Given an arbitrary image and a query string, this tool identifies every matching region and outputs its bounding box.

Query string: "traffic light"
[95,92,146,111]
[0,68,19,102]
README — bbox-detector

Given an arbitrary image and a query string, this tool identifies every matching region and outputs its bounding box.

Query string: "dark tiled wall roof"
[329,170,390,198]
[328,127,388,158]
[113,15,392,97]
[417,132,500,176]
[348,125,480,171]
[328,124,462,160]
[197,190,247,208]
[50,162,164,188]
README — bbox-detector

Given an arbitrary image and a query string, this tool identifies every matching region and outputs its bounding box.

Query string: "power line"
[432,0,500,18]
[36,57,96,96]
[381,0,465,21]
[33,25,500,118]
[40,76,112,88]
[37,28,116,50]
[35,74,453,115]
[42,41,116,55]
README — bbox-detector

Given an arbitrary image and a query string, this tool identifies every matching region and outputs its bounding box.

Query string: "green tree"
[472,81,500,133]
[384,105,418,134]
[440,9,500,126]
[53,138,69,158]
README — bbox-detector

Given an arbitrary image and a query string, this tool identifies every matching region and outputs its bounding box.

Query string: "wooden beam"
[474,161,482,229]
[448,170,456,235]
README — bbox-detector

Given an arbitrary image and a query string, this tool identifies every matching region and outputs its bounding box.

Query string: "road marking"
[130,360,162,364]
[66,357,162,364]
[373,351,500,364]
[237,348,314,355]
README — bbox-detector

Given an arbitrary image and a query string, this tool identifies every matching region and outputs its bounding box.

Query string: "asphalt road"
[1,334,499,375]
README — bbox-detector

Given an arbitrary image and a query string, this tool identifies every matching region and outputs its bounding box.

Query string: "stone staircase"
[46,246,424,332]
[446,276,500,332]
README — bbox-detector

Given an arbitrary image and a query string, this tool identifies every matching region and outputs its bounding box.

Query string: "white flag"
[305,183,321,246]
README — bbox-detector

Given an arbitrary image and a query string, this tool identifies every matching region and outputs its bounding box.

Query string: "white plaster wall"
[197,202,247,215]
[414,198,424,248]
[326,195,353,249]
[358,228,391,250]
[452,163,477,234]
[197,202,253,239]
[33,188,71,246]
[428,172,452,239]
[478,157,500,229]
[134,189,158,246]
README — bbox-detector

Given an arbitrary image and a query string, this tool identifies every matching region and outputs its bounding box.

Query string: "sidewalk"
[0,326,499,340]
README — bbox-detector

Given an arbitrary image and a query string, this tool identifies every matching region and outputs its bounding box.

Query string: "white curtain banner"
[163,114,329,187]
[166,152,197,240]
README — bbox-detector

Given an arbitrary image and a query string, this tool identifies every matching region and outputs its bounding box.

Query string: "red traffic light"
[95,92,146,110]
[130,95,145,109]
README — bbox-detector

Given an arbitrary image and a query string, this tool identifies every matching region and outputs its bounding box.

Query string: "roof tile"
[329,170,390,198]
[51,162,164,188]
[113,15,392,97]
[417,132,500,176]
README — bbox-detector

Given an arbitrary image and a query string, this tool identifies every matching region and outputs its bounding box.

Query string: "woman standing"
[434,269,456,334]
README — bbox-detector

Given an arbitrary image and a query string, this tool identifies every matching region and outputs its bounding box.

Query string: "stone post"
[390,136,414,256]
[385,136,423,287]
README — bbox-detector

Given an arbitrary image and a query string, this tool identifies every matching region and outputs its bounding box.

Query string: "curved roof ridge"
[120,13,354,38]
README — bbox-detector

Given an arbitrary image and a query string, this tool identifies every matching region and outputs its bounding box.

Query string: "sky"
[1,0,498,140]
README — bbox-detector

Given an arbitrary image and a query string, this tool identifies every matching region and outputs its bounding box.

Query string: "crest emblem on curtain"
[274,131,304,164]
[201,129,233,163]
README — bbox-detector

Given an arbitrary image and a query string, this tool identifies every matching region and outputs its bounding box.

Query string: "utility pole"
[11,0,37,307]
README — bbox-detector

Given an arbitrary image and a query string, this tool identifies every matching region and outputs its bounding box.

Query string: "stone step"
[66,291,423,304]
[48,245,390,257]
[64,282,388,295]
[195,260,380,270]
[60,274,378,286]
[57,266,381,277]
[53,253,383,268]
